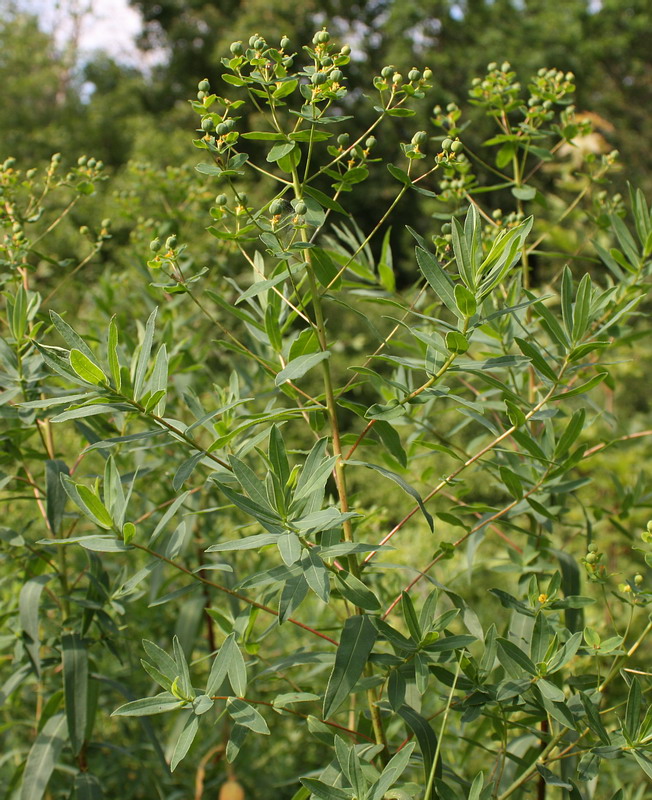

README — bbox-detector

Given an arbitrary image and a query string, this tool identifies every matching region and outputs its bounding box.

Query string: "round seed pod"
[365,136,376,149]
[294,200,307,215]
[150,238,161,252]
[201,117,214,132]
[215,194,228,206]
[87,158,97,168]
[197,79,210,92]
[337,133,349,147]
[330,69,342,82]
[423,68,433,80]
[341,44,351,55]
[249,34,259,46]
[79,225,90,236]
[269,199,285,215]
[165,235,177,250]
[441,138,453,152]
[408,68,421,82]
[412,131,428,146]
[501,61,511,73]
[451,140,463,153]
[316,30,330,43]
[230,41,244,55]
[280,36,291,50]
[216,123,229,136]
[254,38,265,51]
[197,90,206,100]
[635,574,644,586]
[219,780,245,800]
[585,552,597,564]
[282,56,294,68]
[77,155,87,166]
[311,71,328,85]
[381,66,393,79]
[321,56,333,66]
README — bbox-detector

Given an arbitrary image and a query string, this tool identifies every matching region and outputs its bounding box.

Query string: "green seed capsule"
[501,61,511,73]
[441,138,453,151]
[341,44,351,55]
[412,130,428,146]
[294,200,307,215]
[201,117,214,131]
[166,235,177,250]
[585,552,597,564]
[77,155,87,166]
[381,66,393,79]
[280,36,291,50]
[87,158,96,168]
[330,69,342,82]
[52,152,62,162]
[446,102,457,112]
[316,30,330,43]
[150,238,161,252]
[311,71,328,85]
[451,140,463,153]
[215,194,228,206]
[101,218,110,228]
[79,225,90,236]
[365,136,377,149]
[269,199,285,215]
[423,68,433,80]
[254,38,265,50]
[408,68,421,82]
[337,133,349,147]
[198,78,210,92]
[322,56,333,66]
[635,573,644,585]
[216,123,229,136]
[230,41,244,55]
[197,90,206,100]
[26,168,36,179]
[282,56,294,68]
[249,34,259,46]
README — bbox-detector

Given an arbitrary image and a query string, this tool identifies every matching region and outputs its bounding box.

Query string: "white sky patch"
[14,0,164,68]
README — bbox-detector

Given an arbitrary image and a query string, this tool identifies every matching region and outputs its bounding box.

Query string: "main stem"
[292,172,389,758]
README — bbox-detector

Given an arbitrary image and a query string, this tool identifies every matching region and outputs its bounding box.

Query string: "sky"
[13,0,157,67]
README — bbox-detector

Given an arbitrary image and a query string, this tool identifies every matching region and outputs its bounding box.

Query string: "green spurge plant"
[2,26,652,800]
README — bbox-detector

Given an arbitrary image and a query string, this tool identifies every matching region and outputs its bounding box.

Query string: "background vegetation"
[1,2,652,799]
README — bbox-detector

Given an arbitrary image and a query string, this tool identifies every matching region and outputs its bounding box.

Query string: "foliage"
[2,23,652,800]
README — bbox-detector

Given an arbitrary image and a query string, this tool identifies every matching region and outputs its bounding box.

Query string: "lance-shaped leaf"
[323,614,376,718]
[62,633,88,756]
[20,713,67,800]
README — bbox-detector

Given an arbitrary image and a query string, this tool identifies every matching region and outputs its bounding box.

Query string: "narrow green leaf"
[275,351,331,385]
[414,246,459,316]
[62,633,88,756]
[19,574,52,677]
[550,372,607,402]
[112,693,182,717]
[133,307,158,400]
[70,349,107,386]
[20,713,67,800]
[323,615,376,718]
[395,704,440,794]
[227,698,270,733]
[170,714,199,772]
